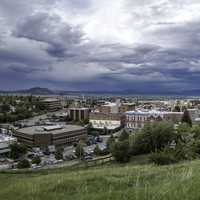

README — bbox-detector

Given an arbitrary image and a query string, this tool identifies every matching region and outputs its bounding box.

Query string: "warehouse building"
[14,125,87,147]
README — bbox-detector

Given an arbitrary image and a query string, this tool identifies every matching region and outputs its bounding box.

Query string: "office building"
[41,98,62,111]
[119,103,136,113]
[14,125,87,147]
[69,108,90,122]
[125,110,183,129]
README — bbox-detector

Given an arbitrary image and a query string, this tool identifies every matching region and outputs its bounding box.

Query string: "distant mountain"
[0,87,54,95]
[1,87,200,96]
[20,87,54,95]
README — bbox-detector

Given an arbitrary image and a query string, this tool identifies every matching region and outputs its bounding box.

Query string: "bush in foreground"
[149,150,177,165]
[131,122,177,155]
[111,140,130,163]
[17,159,31,169]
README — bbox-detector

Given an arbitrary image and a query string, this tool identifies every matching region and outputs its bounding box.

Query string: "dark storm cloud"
[0,0,200,93]
[14,12,84,58]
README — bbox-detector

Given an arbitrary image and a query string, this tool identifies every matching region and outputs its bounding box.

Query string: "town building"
[98,100,135,114]
[14,125,87,147]
[0,134,17,155]
[69,108,90,122]
[119,103,136,113]
[41,98,62,111]
[98,99,121,114]
[125,110,183,129]
[188,109,199,123]
[89,112,125,130]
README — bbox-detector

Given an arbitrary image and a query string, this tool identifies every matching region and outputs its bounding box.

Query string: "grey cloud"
[0,0,200,93]
[14,12,84,58]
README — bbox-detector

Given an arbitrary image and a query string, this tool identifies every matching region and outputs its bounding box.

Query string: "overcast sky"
[0,0,200,93]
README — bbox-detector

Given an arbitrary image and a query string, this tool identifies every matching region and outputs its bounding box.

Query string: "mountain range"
[0,87,200,96]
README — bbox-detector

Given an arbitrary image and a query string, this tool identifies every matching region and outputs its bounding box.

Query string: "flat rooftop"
[17,125,85,135]
[69,107,89,110]
[126,110,183,115]
[0,134,17,143]
[41,98,60,102]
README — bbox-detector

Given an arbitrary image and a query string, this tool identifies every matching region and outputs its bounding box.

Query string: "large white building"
[0,134,17,155]
[99,100,120,114]
[89,112,123,130]
[125,110,183,129]
[188,109,199,123]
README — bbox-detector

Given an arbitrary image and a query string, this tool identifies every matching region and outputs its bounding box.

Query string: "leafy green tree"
[75,141,85,158]
[94,145,102,156]
[17,159,31,169]
[181,109,192,127]
[177,123,191,134]
[55,148,63,160]
[35,101,46,111]
[192,139,200,156]
[9,143,20,160]
[107,134,115,152]
[111,140,130,163]
[119,129,129,141]
[9,143,27,160]
[1,104,10,112]
[192,125,200,139]
[174,141,197,161]
[32,156,41,165]
[176,123,193,143]
[18,144,28,156]
[103,127,109,135]
[131,122,176,155]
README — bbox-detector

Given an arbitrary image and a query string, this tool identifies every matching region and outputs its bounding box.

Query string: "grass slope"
[1,160,200,200]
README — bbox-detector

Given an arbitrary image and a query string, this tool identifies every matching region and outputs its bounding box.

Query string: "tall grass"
[1,160,200,200]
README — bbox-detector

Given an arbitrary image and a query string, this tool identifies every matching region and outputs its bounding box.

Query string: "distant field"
[1,160,200,200]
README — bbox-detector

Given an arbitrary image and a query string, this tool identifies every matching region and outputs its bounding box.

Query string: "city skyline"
[0,0,200,94]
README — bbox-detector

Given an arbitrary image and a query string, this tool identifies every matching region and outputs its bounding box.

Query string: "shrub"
[118,129,129,141]
[55,148,63,160]
[75,142,85,158]
[94,145,102,156]
[149,150,177,165]
[193,140,200,155]
[175,141,197,161]
[131,122,177,155]
[9,143,28,160]
[106,135,115,153]
[32,155,41,165]
[192,125,200,139]
[17,159,31,169]
[111,140,130,163]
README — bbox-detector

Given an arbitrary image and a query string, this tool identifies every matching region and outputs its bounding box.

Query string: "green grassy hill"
[1,160,200,200]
